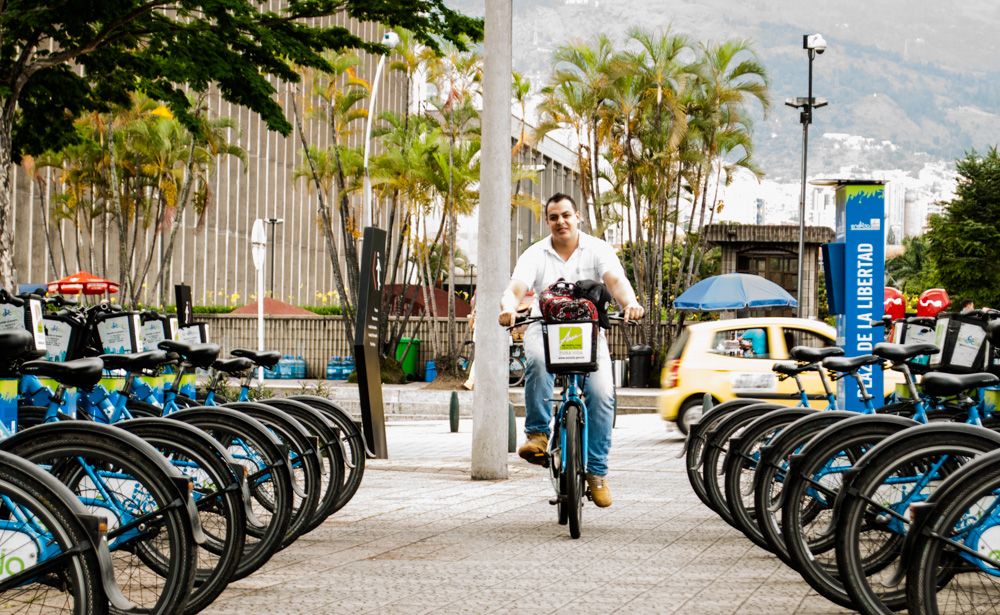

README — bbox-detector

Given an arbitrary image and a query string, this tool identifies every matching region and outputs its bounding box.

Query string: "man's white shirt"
[511,231,625,316]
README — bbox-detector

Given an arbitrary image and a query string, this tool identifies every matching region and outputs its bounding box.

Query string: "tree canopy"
[0,0,482,288]
[925,147,1000,307]
[0,0,483,160]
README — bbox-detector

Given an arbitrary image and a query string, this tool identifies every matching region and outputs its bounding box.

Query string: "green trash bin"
[395,337,422,378]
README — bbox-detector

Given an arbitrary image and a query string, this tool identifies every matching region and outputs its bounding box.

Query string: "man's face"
[546,198,580,241]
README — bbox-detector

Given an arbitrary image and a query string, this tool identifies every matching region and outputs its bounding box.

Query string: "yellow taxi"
[659,317,897,434]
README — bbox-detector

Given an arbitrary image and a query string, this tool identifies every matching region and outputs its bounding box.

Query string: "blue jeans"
[522,323,614,477]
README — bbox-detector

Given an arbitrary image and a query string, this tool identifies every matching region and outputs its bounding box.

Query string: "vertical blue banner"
[835,184,885,410]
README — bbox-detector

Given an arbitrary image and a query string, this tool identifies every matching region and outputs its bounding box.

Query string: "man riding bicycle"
[498,193,644,508]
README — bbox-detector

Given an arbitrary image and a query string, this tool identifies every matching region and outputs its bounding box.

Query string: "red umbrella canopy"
[47,271,120,295]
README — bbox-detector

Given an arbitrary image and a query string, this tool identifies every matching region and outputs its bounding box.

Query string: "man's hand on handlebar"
[498,309,518,328]
[622,302,644,322]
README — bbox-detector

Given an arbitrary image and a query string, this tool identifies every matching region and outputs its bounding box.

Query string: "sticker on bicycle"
[44,317,74,362]
[546,323,593,364]
[97,314,142,354]
[0,530,39,580]
[976,526,1000,567]
[730,372,776,393]
[951,323,987,367]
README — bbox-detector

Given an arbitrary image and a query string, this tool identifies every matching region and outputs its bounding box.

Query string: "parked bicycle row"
[0,291,367,614]
[685,311,1000,614]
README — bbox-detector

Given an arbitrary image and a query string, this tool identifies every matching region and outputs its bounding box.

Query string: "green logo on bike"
[559,326,583,351]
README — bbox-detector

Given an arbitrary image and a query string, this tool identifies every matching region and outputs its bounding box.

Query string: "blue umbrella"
[673,273,798,311]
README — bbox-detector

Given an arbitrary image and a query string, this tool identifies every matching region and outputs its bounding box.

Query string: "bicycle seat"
[20,357,105,390]
[789,346,844,363]
[0,330,41,359]
[872,342,939,364]
[231,348,281,368]
[772,361,812,376]
[921,372,999,397]
[158,340,220,369]
[100,350,170,373]
[822,354,881,373]
[212,357,254,375]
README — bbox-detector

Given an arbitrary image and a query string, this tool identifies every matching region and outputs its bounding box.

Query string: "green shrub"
[303,305,343,316]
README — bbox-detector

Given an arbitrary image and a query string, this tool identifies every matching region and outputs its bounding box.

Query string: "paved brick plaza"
[205,414,852,614]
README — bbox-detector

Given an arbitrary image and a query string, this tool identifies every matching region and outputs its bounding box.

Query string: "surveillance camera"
[382,31,400,49]
[804,33,827,53]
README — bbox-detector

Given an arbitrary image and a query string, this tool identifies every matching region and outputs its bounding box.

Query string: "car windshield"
[709,327,770,359]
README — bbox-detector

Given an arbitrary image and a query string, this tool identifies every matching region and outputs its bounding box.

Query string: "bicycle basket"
[542,320,598,373]
[929,312,990,373]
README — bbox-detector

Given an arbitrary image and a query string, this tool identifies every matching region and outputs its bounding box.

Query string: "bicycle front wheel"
[0,450,107,615]
[564,403,585,539]
[1,423,197,614]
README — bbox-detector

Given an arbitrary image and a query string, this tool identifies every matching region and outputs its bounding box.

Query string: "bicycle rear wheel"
[223,402,321,549]
[906,449,1000,615]
[564,403,584,540]
[836,424,1000,614]
[260,398,345,533]
[1,423,197,614]
[116,418,246,615]
[288,396,366,513]
[0,449,107,615]
[166,408,292,581]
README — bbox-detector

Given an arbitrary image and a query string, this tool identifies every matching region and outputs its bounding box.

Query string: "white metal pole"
[472,0,512,480]
[363,56,387,229]
[257,260,264,383]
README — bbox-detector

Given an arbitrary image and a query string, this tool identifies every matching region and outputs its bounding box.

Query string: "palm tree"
[682,40,769,289]
[537,35,617,235]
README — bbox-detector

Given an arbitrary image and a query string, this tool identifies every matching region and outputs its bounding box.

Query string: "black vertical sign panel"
[354,227,388,458]
[175,284,194,327]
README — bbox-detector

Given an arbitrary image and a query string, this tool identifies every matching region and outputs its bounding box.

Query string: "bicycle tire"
[0,422,197,615]
[835,424,1000,615]
[781,414,918,608]
[905,448,1000,615]
[550,419,568,526]
[753,410,858,568]
[564,403,584,539]
[125,400,163,418]
[509,355,526,387]
[701,403,786,526]
[259,398,345,533]
[0,449,108,615]
[724,407,816,546]
[115,418,247,615]
[166,407,292,581]
[684,399,769,512]
[287,395,366,513]
[222,402,321,549]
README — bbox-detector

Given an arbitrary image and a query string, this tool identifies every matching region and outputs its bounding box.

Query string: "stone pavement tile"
[201,414,863,614]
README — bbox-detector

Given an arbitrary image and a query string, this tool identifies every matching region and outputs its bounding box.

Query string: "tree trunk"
[0,116,17,289]
[291,94,355,347]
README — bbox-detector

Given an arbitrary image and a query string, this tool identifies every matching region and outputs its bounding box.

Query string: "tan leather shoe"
[586,474,612,508]
[517,432,549,465]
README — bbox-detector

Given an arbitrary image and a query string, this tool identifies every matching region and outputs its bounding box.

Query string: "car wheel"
[677,397,708,436]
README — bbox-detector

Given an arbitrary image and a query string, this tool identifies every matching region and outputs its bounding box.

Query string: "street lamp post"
[363,31,400,229]
[786,33,828,318]
[265,217,283,297]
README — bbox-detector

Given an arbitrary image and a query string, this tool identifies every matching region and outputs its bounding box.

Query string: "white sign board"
[251,218,266,271]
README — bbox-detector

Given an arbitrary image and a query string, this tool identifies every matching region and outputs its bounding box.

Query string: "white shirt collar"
[542,231,590,258]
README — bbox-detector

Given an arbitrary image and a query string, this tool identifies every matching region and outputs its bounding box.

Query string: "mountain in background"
[448,0,1000,180]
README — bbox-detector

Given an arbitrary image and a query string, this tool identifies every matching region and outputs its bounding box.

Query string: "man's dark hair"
[961,298,974,308]
[544,193,578,217]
